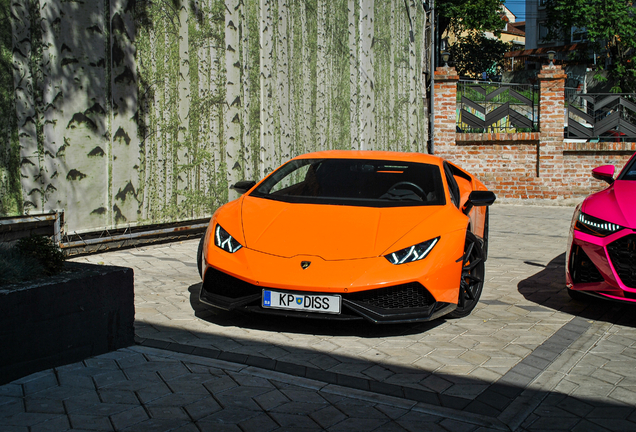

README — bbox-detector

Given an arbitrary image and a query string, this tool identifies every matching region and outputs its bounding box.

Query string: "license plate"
[262,290,341,314]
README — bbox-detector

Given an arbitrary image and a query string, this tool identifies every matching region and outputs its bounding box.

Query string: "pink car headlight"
[575,211,625,237]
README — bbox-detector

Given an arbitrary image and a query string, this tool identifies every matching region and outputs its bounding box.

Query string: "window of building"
[571,27,587,43]
[538,22,552,43]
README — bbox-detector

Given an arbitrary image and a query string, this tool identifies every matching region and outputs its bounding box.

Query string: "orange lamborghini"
[197,151,496,323]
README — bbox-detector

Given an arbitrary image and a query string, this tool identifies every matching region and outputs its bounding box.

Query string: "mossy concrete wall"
[1,0,429,234]
[0,0,22,216]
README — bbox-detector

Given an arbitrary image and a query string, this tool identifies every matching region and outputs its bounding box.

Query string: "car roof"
[292,150,444,166]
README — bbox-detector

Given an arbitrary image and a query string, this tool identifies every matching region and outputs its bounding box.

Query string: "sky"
[505,0,526,21]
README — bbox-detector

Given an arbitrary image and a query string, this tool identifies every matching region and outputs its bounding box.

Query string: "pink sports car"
[566,153,636,302]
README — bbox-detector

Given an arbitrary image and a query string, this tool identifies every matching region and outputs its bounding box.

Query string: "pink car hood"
[582,180,636,228]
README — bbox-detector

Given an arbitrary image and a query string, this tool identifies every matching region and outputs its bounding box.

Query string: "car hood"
[582,180,636,228]
[240,196,448,260]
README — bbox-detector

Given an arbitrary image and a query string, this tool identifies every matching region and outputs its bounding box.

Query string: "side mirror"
[592,165,615,185]
[463,191,496,215]
[231,180,256,194]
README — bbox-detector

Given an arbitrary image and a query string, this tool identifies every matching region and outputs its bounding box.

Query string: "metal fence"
[566,93,636,141]
[456,81,538,133]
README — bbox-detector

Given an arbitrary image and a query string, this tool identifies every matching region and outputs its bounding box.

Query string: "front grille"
[202,267,261,298]
[345,283,435,309]
[202,268,436,313]
[570,245,604,284]
[607,235,636,289]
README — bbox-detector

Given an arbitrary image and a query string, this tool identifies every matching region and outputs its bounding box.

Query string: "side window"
[443,162,460,208]
[269,164,311,194]
[619,157,636,181]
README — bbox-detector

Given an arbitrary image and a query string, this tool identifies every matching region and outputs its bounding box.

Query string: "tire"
[197,235,205,278]
[448,231,485,318]
[567,287,589,302]
[567,245,593,302]
[482,207,489,262]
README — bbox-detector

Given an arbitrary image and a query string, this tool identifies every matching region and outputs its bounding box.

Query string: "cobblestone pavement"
[3,204,636,431]
[1,346,503,432]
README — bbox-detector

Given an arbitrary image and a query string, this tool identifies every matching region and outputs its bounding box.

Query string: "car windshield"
[250,158,446,207]
[618,156,636,181]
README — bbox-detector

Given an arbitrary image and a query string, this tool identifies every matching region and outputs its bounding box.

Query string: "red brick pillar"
[433,67,459,149]
[538,65,567,186]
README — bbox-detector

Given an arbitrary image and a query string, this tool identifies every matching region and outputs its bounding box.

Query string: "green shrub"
[0,245,44,285]
[0,236,65,286]
[15,235,66,276]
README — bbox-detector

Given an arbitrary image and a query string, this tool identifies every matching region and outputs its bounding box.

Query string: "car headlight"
[575,211,625,237]
[385,237,439,265]
[214,224,243,253]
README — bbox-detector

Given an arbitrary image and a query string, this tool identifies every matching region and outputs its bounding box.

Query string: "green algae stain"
[0,0,22,216]
[246,0,260,179]
[134,0,228,223]
[27,0,45,211]
[329,0,351,151]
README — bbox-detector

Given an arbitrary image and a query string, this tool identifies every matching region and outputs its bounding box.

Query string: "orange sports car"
[197,151,495,323]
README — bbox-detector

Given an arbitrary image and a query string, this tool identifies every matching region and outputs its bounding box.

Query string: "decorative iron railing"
[456,81,538,133]
[567,93,636,141]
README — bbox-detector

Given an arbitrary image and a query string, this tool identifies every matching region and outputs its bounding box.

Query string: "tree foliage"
[0,235,66,286]
[437,0,507,38]
[448,32,512,78]
[545,0,636,92]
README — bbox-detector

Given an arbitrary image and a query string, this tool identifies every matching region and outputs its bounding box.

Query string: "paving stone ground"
[2,346,495,432]
[2,204,636,431]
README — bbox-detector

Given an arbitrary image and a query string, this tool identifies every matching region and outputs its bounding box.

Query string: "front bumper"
[199,221,465,323]
[566,228,636,303]
[199,266,456,324]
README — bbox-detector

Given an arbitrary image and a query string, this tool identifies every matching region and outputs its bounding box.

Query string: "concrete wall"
[1,0,430,233]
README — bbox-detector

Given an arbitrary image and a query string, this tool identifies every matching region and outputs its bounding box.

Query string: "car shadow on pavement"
[187,283,445,338]
[128,279,636,430]
[138,307,636,431]
[517,253,636,328]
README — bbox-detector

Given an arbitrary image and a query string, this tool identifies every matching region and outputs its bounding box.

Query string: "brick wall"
[433,67,459,148]
[435,65,636,204]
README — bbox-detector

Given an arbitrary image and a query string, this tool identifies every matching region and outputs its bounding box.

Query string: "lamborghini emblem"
[301,261,311,269]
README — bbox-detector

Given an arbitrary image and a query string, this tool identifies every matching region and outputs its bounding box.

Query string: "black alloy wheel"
[197,235,204,278]
[448,231,485,318]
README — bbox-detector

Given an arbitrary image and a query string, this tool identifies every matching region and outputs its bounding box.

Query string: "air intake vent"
[607,235,636,288]
[202,267,261,298]
[570,244,604,284]
[346,283,435,309]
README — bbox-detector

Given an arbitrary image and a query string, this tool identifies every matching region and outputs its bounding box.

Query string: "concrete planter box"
[0,263,134,384]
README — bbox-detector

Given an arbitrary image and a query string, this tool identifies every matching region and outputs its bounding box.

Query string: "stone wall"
[0,263,135,384]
